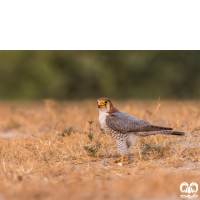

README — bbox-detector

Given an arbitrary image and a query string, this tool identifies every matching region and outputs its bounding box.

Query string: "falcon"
[97,97,185,164]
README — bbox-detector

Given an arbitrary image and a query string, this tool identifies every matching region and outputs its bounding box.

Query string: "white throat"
[99,109,109,129]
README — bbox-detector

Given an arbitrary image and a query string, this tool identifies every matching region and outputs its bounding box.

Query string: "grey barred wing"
[106,112,173,134]
[106,112,151,133]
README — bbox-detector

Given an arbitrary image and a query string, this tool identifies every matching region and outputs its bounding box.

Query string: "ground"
[0,100,200,200]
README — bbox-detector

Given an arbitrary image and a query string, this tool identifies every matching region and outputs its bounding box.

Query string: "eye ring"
[104,100,108,104]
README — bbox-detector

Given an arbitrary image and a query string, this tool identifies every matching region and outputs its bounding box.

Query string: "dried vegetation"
[0,100,200,200]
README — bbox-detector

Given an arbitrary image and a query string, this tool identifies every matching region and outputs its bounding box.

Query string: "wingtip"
[150,125,173,131]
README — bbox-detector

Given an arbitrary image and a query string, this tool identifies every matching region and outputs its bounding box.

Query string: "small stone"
[118,163,122,166]
[17,175,23,181]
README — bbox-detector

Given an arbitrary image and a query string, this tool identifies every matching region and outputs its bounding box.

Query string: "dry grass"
[0,99,200,200]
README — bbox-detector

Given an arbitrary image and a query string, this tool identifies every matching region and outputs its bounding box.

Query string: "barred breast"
[105,126,137,156]
[104,124,129,155]
[99,111,137,155]
[104,124,128,140]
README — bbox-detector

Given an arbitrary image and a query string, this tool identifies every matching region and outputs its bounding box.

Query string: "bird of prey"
[97,97,185,164]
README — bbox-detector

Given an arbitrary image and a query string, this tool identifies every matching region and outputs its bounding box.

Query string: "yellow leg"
[115,156,129,164]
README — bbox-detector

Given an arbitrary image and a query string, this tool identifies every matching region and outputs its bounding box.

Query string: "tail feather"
[136,130,185,137]
[171,131,185,136]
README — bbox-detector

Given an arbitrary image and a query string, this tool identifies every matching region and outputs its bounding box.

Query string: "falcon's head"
[97,97,117,113]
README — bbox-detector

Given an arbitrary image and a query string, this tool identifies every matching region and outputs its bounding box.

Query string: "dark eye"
[104,101,107,104]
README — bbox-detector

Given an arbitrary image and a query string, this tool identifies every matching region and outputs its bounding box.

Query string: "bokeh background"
[0,50,200,100]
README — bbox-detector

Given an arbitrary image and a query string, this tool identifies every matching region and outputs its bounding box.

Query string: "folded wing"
[106,112,173,134]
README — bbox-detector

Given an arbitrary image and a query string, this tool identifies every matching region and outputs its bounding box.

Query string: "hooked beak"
[98,102,105,109]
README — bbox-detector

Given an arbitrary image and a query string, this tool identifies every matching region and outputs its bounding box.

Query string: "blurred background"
[0,50,200,100]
